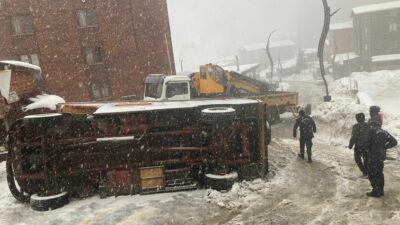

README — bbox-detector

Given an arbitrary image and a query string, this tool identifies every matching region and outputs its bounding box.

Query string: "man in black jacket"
[366,121,397,197]
[368,106,382,127]
[349,113,369,176]
[293,109,317,163]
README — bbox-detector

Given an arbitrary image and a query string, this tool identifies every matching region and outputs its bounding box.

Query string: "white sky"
[167,0,393,71]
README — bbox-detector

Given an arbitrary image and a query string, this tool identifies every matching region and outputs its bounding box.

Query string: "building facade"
[0,0,175,101]
[325,21,361,76]
[238,40,298,71]
[352,1,400,71]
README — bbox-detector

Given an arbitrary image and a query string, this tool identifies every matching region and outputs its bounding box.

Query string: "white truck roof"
[164,75,191,82]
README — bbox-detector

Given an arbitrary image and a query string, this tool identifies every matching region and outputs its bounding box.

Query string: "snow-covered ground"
[0,70,399,225]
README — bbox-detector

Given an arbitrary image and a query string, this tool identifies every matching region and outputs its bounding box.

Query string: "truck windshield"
[145,83,163,99]
[166,82,188,98]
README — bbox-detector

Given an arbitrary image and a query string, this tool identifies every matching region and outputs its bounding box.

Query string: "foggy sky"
[167,0,394,72]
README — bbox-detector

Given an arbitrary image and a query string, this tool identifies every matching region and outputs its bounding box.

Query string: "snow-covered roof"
[222,63,260,74]
[352,1,400,15]
[94,99,259,115]
[372,54,400,63]
[304,48,318,54]
[333,52,360,63]
[0,60,41,72]
[241,40,296,52]
[330,21,353,31]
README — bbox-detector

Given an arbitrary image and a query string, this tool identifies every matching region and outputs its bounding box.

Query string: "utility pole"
[179,59,183,72]
[318,0,340,102]
[266,30,276,84]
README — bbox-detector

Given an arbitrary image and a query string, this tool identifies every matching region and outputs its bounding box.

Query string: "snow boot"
[307,152,312,163]
[366,191,382,198]
[298,153,304,159]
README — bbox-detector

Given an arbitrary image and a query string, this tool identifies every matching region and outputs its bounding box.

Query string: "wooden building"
[238,40,298,70]
[352,1,400,71]
[0,0,175,101]
[326,21,360,76]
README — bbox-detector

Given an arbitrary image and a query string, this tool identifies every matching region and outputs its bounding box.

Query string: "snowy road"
[1,118,400,225]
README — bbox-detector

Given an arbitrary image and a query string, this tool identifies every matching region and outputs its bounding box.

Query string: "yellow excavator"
[144,64,299,122]
[190,64,273,97]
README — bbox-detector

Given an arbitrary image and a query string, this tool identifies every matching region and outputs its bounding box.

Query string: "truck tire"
[205,172,238,191]
[6,152,30,203]
[30,192,69,211]
[6,121,31,203]
[201,107,236,125]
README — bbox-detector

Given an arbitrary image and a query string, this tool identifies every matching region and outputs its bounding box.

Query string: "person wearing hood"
[349,113,369,176]
[293,109,317,163]
[368,106,382,127]
[366,121,397,198]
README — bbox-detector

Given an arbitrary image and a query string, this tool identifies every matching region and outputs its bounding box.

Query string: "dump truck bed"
[254,91,299,107]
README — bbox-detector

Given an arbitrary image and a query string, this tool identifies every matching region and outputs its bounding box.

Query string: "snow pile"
[206,179,270,209]
[313,70,400,144]
[328,70,400,97]
[23,94,65,111]
[313,94,367,146]
[284,72,315,82]
[277,82,290,91]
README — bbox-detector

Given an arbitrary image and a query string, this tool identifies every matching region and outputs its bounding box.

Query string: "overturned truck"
[7,95,270,210]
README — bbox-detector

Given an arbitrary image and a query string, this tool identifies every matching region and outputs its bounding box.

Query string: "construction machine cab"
[144,74,191,101]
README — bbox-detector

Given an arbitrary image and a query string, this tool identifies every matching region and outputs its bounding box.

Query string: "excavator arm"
[191,64,273,97]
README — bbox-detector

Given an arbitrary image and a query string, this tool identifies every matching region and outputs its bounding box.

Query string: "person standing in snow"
[366,121,397,197]
[368,106,383,127]
[348,113,369,176]
[293,109,317,163]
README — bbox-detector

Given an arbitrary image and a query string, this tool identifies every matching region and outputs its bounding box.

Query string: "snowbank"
[313,70,400,144]
[350,70,400,96]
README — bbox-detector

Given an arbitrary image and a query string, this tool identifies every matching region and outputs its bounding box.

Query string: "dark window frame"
[91,81,110,100]
[11,14,34,36]
[84,46,103,65]
[76,8,98,28]
[19,53,40,66]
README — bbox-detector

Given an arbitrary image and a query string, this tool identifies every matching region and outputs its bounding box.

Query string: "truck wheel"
[205,172,238,191]
[6,121,31,203]
[6,153,30,203]
[201,107,236,124]
[30,192,69,211]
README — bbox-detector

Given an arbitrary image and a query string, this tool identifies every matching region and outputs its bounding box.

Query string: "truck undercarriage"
[6,99,269,211]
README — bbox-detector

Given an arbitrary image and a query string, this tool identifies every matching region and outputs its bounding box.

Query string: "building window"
[390,39,398,49]
[77,8,97,27]
[389,22,398,32]
[19,54,40,66]
[84,46,103,65]
[91,82,110,99]
[11,15,33,35]
[0,0,5,10]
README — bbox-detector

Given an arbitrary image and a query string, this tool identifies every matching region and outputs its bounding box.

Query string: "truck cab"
[144,74,192,101]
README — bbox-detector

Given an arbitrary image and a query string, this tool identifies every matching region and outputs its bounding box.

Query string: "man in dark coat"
[366,121,397,197]
[293,109,317,163]
[368,106,382,127]
[349,113,369,176]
